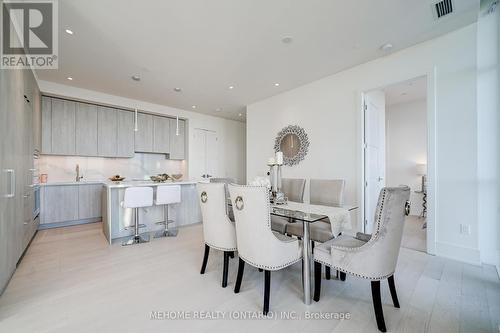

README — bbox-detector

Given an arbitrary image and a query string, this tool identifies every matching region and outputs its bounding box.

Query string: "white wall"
[247,24,481,264]
[385,100,427,216]
[477,1,500,267]
[37,81,247,184]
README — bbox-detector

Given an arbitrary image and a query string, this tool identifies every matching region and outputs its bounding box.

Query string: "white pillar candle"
[268,157,276,165]
[276,151,283,165]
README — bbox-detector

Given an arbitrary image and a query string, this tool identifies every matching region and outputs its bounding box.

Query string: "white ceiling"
[36,0,479,121]
[385,76,427,106]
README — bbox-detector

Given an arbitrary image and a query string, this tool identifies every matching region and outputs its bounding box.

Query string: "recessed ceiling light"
[65,29,74,35]
[67,77,73,81]
[215,108,222,112]
[281,36,293,44]
[238,113,243,117]
[191,105,196,109]
[174,87,182,92]
[131,75,140,81]
[228,86,234,90]
[380,43,393,52]
[274,83,280,87]
[401,92,407,96]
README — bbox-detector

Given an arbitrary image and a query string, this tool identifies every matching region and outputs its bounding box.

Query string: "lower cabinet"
[40,184,103,226]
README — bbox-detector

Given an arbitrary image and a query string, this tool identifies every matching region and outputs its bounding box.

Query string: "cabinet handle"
[3,169,15,198]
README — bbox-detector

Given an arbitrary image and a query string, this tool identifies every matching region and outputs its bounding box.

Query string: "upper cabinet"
[51,98,76,155]
[41,97,186,160]
[97,106,118,157]
[75,103,98,156]
[134,112,153,153]
[169,118,185,160]
[153,116,170,154]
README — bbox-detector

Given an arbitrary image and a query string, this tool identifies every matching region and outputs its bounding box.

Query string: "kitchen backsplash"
[39,153,187,182]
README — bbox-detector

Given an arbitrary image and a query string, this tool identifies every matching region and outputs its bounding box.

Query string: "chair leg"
[222,251,230,288]
[314,261,322,302]
[200,244,210,274]
[387,275,400,308]
[258,268,263,272]
[325,266,331,280]
[339,271,346,281]
[263,270,271,315]
[234,258,245,293]
[229,251,234,259]
[371,280,387,332]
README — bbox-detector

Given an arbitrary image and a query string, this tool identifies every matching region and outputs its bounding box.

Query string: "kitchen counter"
[40,180,198,187]
[40,180,106,186]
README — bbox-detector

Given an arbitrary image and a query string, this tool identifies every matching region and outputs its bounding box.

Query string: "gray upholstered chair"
[271,178,306,233]
[198,183,237,288]
[313,186,410,332]
[228,184,302,316]
[210,177,236,222]
[286,179,346,279]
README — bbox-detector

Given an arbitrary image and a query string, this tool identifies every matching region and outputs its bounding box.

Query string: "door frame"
[358,69,437,255]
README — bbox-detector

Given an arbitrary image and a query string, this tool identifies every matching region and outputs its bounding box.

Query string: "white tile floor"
[0,222,498,333]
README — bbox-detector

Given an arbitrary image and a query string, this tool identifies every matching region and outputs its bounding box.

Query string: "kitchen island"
[102,181,202,244]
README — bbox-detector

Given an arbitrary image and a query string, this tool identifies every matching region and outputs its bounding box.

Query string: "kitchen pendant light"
[176,116,179,136]
[134,108,138,132]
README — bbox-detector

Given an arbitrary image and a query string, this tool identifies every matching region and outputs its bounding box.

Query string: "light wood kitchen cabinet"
[116,110,135,157]
[41,96,52,154]
[153,115,170,153]
[97,106,118,157]
[169,118,185,160]
[51,98,76,155]
[78,184,103,219]
[75,103,98,156]
[135,112,153,152]
[40,185,79,224]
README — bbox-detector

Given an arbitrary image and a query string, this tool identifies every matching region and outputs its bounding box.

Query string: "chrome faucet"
[76,164,83,182]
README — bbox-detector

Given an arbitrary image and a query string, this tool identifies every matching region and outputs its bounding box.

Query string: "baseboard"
[435,241,481,265]
[38,218,101,230]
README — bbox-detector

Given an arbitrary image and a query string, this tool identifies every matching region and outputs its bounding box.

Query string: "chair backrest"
[281,178,306,203]
[156,185,181,205]
[310,179,345,206]
[228,184,295,268]
[365,186,410,277]
[197,182,237,251]
[210,177,236,199]
[123,187,153,208]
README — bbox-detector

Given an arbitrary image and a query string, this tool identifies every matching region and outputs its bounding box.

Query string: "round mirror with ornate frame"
[274,125,309,166]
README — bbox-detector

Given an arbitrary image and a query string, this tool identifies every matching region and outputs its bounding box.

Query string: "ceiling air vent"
[433,0,453,19]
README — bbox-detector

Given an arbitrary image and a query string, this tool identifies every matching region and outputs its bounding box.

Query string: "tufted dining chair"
[313,186,410,332]
[286,179,346,279]
[228,184,302,316]
[197,183,237,288]
[271,178,306,234]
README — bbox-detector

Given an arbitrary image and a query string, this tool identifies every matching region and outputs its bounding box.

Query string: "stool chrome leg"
[122,208,150,246]
[155,205,178,238]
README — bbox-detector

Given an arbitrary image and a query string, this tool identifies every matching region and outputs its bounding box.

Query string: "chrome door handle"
[4,169,15,198]
[207,174,212,178]
[201,174,207,178]
[377,177,384,182]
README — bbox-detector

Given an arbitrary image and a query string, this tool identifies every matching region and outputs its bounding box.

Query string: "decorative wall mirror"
[274,125,309,166]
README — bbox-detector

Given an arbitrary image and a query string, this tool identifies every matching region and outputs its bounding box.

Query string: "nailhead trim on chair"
[317,188,396,280]
[205,242,237,252]
[232,185,303,270]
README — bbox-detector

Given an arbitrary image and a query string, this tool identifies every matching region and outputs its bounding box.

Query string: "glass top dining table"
[228,199,358,305]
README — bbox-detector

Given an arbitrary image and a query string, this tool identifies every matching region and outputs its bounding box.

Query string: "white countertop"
[39,180,198,187]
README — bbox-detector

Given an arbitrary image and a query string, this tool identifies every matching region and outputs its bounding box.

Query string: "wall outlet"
[460,224,471,235]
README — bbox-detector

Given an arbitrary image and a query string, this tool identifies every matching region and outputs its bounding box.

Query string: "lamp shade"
[416,163,427,176]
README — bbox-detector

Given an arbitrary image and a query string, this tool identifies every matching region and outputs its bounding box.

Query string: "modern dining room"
[1,1,499,333]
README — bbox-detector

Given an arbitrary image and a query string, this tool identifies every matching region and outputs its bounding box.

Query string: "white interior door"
[191,129,207,181]
[191,129,219,181]
[364,90,386,233]
[205,131,218,180]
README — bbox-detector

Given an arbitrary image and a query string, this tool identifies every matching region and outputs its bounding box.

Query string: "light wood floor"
[401,216,427,253]
[0,222,499,333]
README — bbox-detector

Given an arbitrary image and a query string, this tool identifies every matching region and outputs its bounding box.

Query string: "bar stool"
[122,186,154,246]
[154,185,181,238]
